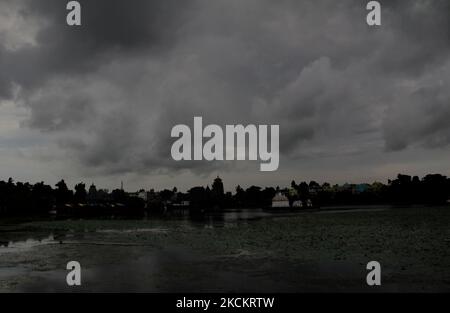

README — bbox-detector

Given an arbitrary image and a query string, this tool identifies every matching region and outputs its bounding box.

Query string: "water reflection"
[164,208,301,228]
[0,234,57,252]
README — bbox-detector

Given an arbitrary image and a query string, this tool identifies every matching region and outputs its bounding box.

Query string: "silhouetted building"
[271,192,289,208]
[87,183,97,202]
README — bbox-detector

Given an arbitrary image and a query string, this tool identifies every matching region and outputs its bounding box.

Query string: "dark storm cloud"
[384,80,450,150]
[1,0,189,97]
[1,0,449,180]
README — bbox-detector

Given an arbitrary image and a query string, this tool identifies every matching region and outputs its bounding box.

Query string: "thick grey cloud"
[0,0,449,190]
[1,0,189,95]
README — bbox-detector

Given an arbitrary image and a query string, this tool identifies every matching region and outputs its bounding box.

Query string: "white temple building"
[271,192,290,208]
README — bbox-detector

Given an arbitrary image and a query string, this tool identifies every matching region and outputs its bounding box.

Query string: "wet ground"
[1,206,449,292]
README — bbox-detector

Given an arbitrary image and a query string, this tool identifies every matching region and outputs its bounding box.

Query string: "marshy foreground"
[0,206,449,292]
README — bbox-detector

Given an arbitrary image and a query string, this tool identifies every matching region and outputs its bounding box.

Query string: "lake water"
[1,206,449,292]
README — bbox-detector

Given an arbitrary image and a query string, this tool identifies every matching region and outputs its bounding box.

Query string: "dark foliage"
[0,173,449,218]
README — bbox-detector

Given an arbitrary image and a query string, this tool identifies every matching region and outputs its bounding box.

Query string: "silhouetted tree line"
[0,173,449,217]
[0,178,145,218]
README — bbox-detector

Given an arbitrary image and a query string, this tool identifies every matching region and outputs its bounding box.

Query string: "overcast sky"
[0,0,449,192]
